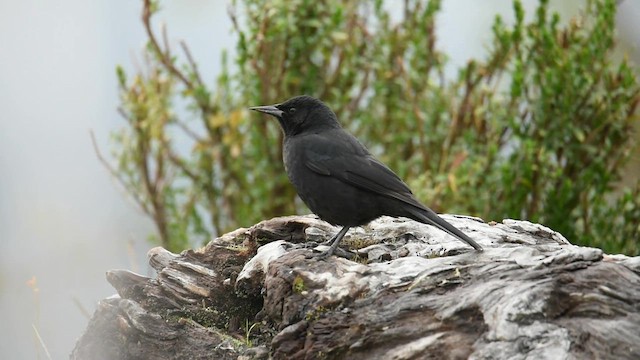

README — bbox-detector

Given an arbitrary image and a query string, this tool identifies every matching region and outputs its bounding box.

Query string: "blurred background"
[0,1,638,358]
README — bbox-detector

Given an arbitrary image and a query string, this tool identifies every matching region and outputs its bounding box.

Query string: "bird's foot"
[320,239,334,246]
[303,241,321,249]
[305,246,355,260]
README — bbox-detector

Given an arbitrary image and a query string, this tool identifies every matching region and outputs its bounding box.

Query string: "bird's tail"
[405,207,483,251]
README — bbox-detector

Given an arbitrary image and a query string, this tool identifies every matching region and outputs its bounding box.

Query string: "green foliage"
[108,0,639,254]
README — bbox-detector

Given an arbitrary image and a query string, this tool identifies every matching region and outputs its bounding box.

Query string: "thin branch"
[142,0,193,89]
[133,119,170,249]
[162,23,171,59]
[346,66,370,116]
[90,130,152,217]
[228,3,240,32]
[142,0,213,117]
[165,146,202,184]
[72,297,92,320]
[173,117,207,143]
[32,325,52,360]
[180,41,204,87]
[142,0,194,90]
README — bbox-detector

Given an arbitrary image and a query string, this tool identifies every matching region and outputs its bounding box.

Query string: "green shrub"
[105,0,639,254]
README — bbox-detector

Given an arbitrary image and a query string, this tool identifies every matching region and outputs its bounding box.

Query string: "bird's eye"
[289,107,297,114]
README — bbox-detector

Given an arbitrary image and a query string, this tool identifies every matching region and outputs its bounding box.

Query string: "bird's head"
[250,95,341,137]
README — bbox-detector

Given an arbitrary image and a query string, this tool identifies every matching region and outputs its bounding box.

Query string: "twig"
[126,237,140,274]
[162,23,170,59]
[173,117,207,143]
[347,67,370,116]
[72,297,92,320]
[89,130,152,217]
[142,0,194,90]
[32,325,52,360]
[142,0,212,117]
[227,3,240,32]
[180,41,204,87]
[165,146,202,184]
[133,118,171,249]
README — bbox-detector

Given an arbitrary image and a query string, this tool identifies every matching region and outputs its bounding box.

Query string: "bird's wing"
[302,131,484,251]
[303,132,424,208]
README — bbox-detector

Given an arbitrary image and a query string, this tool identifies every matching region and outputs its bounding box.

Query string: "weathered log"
[71,215,640,359]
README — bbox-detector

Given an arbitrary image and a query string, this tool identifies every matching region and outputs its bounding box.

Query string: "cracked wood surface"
[72,215,640,360]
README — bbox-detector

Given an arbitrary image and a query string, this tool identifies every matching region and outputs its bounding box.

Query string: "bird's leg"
[317,226,350,258]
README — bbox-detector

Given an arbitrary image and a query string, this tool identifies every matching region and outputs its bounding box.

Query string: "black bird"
[250,95,483,257]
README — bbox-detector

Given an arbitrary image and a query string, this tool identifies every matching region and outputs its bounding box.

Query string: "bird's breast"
[283,138,304,184]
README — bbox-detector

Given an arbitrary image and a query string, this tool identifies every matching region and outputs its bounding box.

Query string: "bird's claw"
[305,246,355,260]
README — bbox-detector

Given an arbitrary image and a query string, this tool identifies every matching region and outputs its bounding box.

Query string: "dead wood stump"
[72,215,640,360]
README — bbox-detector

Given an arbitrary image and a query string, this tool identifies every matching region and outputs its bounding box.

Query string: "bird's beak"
[249,105,284,118]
